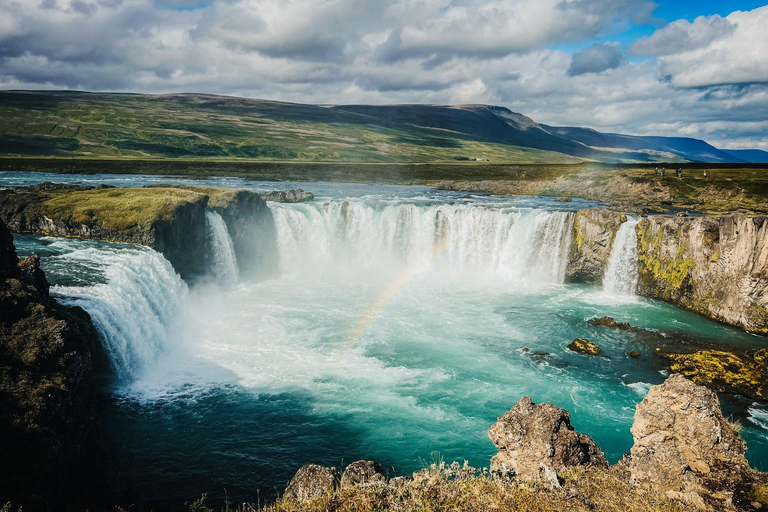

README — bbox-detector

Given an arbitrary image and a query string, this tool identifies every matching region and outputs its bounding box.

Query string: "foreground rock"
[566,209,628,284]
[488,396,608,482]
[630,374,754,510]
[341,460,387,488]
[284,464,340,502]
[567,338,602,356]
[260,188,314,203]
[0,218,101,509]
[0,183,273,280]
[636,214,768,334]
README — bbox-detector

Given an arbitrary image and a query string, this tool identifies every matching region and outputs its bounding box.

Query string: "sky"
[1,0,767,149]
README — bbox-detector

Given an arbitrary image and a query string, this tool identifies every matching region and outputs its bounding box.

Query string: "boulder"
[629,351,640,359]
[567,338,601,356]
[340,460,386,488]
[588,316,631,330]
[260,188,314,203]
[629,374,754,510]
[284,464,340,502]
[488,396,607,482]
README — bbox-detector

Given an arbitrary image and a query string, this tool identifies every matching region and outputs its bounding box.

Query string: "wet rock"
[17,254,49,299]
[629,374,754,510]
[629,351,640,359]
[588,316,631,330]
[567,338,601,356]
[284,464,340,502]
[488,396,607,482]
[260,188,314,203]
[566,209,628,285]
[341,460,386,488]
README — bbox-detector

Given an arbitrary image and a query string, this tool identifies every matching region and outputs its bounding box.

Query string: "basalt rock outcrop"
[629,374,755,510]
[566,209,627,284]
[636,213,768,334]
[0,218,101,510]
[0,183,273,280]
[260,188,314,203]
[488,396,608,482]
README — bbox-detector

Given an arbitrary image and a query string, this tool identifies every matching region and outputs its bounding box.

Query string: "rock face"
[0,184,273,281]
[488,396,608,482]
[629,374,753,510]
[565,209,627,284]
[636,213,768,334]
[341,460,387,488]
[567,338,601,356]
[260,188,314,203]
[284,464,340,502]
[0,218,100,509]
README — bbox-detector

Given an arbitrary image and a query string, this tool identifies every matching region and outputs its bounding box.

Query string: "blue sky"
[1,0,767,148]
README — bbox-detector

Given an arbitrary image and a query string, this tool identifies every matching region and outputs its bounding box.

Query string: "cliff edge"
[0,218,101,510]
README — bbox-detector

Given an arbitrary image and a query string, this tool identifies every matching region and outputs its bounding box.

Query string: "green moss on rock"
[567,338,601,356]
[660,349,768,400]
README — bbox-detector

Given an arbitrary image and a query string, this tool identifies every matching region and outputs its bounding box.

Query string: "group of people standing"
[653,167,708,178]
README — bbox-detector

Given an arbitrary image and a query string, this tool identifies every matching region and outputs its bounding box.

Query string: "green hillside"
[0,91,578,164]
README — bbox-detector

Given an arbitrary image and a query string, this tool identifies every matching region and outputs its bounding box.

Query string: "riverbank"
[3,158,768,214]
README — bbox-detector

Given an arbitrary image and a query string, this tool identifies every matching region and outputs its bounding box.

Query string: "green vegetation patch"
[662,349,768,400]
[40,186,239,230]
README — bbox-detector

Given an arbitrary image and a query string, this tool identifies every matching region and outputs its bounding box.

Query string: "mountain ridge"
[0,90,754,164]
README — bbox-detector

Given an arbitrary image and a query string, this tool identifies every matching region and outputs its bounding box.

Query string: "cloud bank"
[0,0,766,149]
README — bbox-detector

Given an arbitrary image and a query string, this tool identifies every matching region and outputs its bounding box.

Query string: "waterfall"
[53,247,188,380]
[270,202,573,284]
[603,217,640,295]
[205,210,239,284]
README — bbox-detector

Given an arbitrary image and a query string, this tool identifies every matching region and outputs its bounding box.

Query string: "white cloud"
[0,0,766,148]
[634,6,768,88]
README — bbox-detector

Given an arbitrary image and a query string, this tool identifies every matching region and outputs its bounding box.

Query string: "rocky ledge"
[278,375,767,512]
[0,218,101,510]
[0,183,273,280]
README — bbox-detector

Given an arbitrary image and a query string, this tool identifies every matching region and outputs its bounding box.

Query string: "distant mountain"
[0,90,755,164]
[721,149,768,164]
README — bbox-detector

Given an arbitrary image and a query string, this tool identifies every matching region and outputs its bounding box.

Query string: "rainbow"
[345,214,449,346]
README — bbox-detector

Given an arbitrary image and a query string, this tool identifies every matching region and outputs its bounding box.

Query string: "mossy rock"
[567,338,601,356]
[660,349,768,400]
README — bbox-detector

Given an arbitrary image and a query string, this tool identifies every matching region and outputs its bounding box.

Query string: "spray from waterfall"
[269,202,575,344]
[603,217,640,295]
[205,210,239,285]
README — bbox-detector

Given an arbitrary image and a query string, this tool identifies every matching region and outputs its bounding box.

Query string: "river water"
[4,171,767,505]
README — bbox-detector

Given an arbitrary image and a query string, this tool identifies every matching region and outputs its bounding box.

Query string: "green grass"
[40,186,241,230]
[0,92,578,164]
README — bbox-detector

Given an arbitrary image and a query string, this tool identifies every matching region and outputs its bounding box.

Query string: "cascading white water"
[205,210,239,284]
[53,247,188,379]
[603,217,640,295]
[270,201,573,284]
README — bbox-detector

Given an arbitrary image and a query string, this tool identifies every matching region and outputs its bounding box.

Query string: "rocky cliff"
[636,213,768,334]
[565,208,627,284]
[0,218,101,510]
[0,183,273,280]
